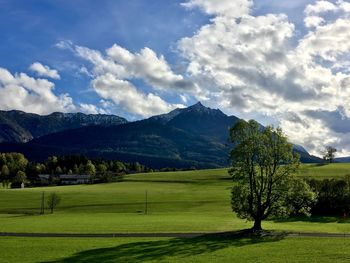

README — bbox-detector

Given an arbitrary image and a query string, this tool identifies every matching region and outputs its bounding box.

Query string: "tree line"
[0,153,153,188]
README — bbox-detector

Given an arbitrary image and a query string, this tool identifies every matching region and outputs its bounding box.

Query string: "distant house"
[38,174,50,185]
[38,174,90,185]
[59,174,90,185]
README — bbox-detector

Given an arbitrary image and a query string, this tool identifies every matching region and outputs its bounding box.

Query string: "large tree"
[323,146,337,163]
[229,120,301,231]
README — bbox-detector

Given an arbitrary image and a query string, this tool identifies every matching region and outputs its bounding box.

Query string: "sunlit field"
[1,236,350,263]
[1,164,350,234]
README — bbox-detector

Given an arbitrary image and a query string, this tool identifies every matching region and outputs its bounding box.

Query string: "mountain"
[0,103,322,168]
[291,144,322,163]
[14,120,228,168]
[0,103,236,168]
[335,157,350,163]
[3,103,234,168]
[293,144,308,154]
[0,110,127,143]
[148,102,239,142]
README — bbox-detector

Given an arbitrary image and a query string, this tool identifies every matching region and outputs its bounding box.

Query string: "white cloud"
[339,0,350,12]
[298,18,350,62]
[106,45,194,91]
[0,66,109,116]
[53,0,350,156]
[0,67,75,114]
[79,103,108,114]
[181,0,253,17]
[304,1,338,16]
[304,15,325,27]
[55,40,74,51]
[179,13,297,111]
[177,0,350,156]
[29,62,61,80]
[92,73,183,117]
[58,40,193,91]
[58,40,187,117]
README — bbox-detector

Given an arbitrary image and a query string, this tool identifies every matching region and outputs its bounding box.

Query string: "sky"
[1,0,350,156]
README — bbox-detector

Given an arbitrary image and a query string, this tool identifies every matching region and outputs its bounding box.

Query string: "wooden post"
[145,190,148,215]
[40,192,45,215]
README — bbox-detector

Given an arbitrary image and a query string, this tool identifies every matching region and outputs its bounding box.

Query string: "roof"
[38,174,50,179]
[59,174,90,180]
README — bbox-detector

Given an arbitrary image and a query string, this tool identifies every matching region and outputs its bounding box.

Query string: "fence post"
[145,190,148,215]
[40,192,45,215]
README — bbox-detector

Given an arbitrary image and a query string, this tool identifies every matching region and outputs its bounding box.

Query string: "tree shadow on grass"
[43,230,286,263]
[314,163,329,167]
[1,210,40,217]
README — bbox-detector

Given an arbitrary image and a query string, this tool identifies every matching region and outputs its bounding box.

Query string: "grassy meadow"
[1,236,350,262]
[0,164,350,234]
[1,164,350,262]
[296,163,350,179]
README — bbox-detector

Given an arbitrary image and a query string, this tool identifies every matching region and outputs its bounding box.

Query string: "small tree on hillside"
[323,146,337,163]
[47,193,61,214]
[1,165,10,188]
[73,164,79,174]
[12,171,27,188]
[85,161,96,183]
[55,166,63,175]
[97,163,108,174]
[229,120,306,231]
[115,161,126,173]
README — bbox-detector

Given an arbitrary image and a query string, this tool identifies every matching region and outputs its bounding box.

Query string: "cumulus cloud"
[53,0,350,155]
[304,15,325,27]
[298,18,350,62]
[57,40,187,117]
[179,13,298,111]
[339,0,350,12]
[106,45,194,91]
[181,0,253,17]
[0,66,109,115]
[79,103,108,114]
[0,67,74,114]
[29,62,61,79]
[92,73,184,117]
[304,1,338,16]
[176,0,350,156]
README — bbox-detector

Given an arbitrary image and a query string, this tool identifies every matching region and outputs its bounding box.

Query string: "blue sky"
[0,0,209,109]
[0,0,309,113]
[2,0,350,156]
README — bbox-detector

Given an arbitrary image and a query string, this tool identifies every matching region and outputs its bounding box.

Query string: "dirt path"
[1,231,350,238]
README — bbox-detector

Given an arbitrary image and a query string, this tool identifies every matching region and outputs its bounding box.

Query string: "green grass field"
[1,164,350,262]
[1,164,350,234]
[296,163,350,179]
[1,236,350,262]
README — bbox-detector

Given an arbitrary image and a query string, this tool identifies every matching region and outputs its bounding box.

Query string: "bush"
[307,178,350,216]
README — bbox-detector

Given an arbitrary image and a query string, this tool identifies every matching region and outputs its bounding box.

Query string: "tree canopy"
[323,146,337,163]
[229,120,313,231]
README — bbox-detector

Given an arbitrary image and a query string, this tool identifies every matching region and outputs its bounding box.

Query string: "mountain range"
[0,102,322,168]
[0,110,127,143]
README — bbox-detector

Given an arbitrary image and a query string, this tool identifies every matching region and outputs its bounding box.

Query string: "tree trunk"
[252,218,262,231]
